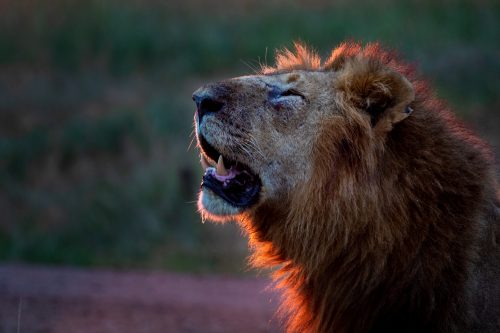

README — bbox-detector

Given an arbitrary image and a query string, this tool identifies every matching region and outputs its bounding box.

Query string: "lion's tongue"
[204,166,238,182]
[203,155,238,182]
[213,168,237,181]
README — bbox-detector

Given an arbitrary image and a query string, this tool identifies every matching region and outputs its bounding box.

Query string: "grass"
[0,0,498,273]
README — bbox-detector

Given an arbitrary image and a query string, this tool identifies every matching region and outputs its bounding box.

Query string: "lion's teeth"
[201,155,210,169]
[216,155,229,176]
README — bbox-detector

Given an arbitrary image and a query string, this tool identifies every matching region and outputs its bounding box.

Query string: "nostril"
[200,98,224,114]
[193,90,225,122]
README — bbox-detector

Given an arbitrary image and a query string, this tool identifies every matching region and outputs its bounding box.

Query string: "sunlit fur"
[195,42,500,332]
[197,189,241,222]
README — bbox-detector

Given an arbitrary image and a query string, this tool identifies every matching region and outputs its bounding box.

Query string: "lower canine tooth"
[216,155,229,176]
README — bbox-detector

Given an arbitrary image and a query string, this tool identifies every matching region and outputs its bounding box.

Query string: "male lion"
[192,42,500,332]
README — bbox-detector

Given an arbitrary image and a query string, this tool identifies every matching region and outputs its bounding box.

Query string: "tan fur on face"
[196,71,335,218]
[194,42,500,333]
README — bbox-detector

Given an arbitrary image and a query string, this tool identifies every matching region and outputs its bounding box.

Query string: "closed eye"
[280,89,305,99]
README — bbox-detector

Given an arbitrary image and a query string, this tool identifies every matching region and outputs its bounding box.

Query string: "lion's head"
[194,43,415,223]
[192,42,497,333]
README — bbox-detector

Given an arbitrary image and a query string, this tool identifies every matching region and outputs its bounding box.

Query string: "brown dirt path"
[0,264,280,333]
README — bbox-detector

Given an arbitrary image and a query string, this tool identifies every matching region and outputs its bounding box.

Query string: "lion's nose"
[192,91,225,123]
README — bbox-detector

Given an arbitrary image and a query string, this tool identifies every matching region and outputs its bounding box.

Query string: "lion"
[192,42,500,332]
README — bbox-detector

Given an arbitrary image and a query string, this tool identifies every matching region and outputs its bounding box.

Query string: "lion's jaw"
[193,71,333,222]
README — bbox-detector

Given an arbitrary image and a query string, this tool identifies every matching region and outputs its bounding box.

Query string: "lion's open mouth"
[198,135,261,208]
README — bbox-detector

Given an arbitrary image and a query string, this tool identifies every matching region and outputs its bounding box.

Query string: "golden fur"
[194,42,500,332]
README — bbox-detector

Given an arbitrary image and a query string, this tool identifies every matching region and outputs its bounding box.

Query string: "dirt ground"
[0,264,280,333]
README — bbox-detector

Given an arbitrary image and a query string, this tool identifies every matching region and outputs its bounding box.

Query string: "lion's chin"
[198,188,244,223]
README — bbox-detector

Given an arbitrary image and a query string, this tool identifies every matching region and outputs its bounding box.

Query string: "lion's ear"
[336,58,415,130]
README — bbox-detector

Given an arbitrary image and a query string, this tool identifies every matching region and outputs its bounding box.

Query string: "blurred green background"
[0,0,498,274]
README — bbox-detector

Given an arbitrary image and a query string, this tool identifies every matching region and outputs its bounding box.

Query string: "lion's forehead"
[228,71,334,91]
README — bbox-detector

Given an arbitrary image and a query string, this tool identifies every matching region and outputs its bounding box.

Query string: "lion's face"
[193,71,336,221]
